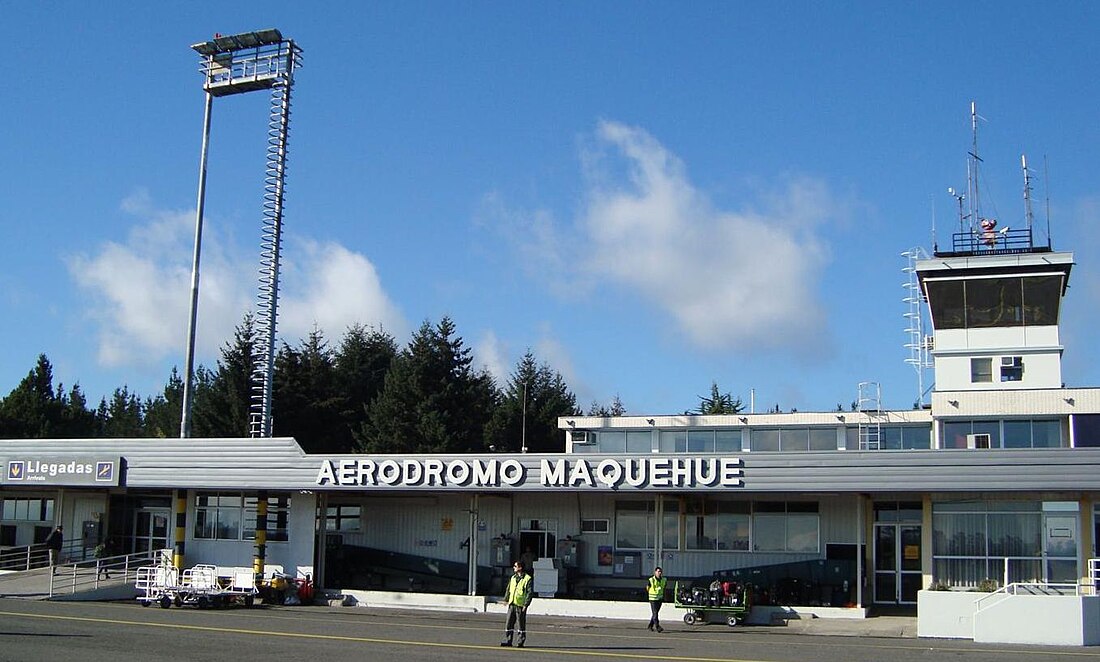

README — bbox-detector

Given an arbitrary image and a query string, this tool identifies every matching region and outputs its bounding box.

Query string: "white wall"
[934,352,1063,391]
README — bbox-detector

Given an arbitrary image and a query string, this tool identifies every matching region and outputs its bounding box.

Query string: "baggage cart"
[673,580,751,627]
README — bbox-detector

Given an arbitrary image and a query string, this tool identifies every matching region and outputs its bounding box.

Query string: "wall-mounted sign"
[315,456,743,491]
[2,457,121,486]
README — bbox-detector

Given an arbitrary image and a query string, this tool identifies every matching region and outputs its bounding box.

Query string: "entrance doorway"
[133,508,171,554]
[1043,504,1079,583]
[518,518,557,566]
[873,501,923,605]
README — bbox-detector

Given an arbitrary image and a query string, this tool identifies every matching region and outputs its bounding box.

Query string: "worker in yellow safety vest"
[500,560,533,648]
[646,566,667,632]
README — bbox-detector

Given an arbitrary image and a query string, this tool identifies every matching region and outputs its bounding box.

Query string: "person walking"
[646,566,667,632]
[94,537,115,579]
[500,560,533,648]
[45,526,63,574]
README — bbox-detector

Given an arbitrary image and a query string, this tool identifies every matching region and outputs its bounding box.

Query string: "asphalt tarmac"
[0,598,1097,662]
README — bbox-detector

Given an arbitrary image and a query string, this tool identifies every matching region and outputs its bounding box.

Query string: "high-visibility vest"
[647,575,667,601]
[506,572,533,607]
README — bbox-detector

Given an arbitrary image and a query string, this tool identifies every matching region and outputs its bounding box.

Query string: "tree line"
[0,315,749,452]
[0,316,600,454]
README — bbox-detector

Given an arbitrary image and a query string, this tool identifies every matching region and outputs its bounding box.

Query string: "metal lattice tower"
[180,30,303,439]
[902,247,932,407]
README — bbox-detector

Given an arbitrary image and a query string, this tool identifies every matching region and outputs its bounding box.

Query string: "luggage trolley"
[673,580,752,627]
[136,564,180,609]
[137,564,258,609]
[167,563,222,608]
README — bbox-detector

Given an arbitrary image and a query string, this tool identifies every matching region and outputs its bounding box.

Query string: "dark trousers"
[648,599,663,628]
[503,604,527,643]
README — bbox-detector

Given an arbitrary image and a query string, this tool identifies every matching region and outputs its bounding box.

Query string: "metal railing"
[943,227,1047,256]
[0,539,83,572]
[975,581,1081,615]
[0,544,49,572]
[46,548,167,597]
[1,544,169,598]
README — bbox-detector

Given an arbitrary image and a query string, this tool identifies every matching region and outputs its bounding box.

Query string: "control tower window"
[926,275,1064,330]
[1022,276,1062,325]
[927,280,965,329]
[967,278,1023,328]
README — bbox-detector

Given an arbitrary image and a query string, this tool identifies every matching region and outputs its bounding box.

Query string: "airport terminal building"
[3,231,1100,611]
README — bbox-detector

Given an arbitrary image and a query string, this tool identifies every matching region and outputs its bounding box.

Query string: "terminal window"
[971,358,993,383]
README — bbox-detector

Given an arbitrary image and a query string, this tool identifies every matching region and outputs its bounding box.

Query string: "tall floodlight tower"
[180,30,302,440]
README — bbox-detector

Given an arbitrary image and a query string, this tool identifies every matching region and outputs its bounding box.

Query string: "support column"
[254,492,268,581]
[922,494,933,589]
[174,489,187,570]
[1080,495,1093,589]
[654,495,663,569]
[468,494,480,596]
[855,494,864,608]
[315,492,327,590]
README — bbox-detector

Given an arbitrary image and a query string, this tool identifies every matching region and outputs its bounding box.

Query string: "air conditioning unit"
[569,430,590,445]
[966,433,991,449]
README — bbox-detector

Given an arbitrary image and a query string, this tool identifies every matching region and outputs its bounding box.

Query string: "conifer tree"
[359,317,497,454]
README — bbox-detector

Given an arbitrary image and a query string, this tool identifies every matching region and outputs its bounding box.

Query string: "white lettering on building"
[315,457,743,489]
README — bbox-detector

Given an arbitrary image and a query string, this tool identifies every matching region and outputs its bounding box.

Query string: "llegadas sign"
[3,457,121,486]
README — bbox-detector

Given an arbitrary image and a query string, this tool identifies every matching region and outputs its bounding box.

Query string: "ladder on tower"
[857,382,883,450]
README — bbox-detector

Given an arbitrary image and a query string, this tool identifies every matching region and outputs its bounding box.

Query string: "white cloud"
[533,323,578,387]
[492,120,836,354]
[68,194,405,370]
[473,330,510,385]
[279,240,408,344]
[473,326,580,397]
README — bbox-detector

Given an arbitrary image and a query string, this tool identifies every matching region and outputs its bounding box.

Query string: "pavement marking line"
[58,603,1100,659]
[0,609,773,662]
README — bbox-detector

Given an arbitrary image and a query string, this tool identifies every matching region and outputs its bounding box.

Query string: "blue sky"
[3,1,1100,416]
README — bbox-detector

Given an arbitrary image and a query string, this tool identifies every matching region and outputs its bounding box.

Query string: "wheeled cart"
[673,580,751,627]
[136,563,258,609]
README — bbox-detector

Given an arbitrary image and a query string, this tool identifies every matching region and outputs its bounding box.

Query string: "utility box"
[81,520,101,549]
[533,557,564,597]
[557,538,580,568]
[612,552,642,578]
[490,536,514,567]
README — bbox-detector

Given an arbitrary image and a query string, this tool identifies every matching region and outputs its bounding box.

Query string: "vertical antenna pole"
[1022,154,1035,235]
[968,101,981,230]
[181,90,214,439]
[1044,155,1052,249]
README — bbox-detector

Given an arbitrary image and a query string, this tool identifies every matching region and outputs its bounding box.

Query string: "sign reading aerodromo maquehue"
[315,456,743,491]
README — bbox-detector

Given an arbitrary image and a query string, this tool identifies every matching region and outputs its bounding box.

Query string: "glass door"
[133,508,172,554]
[874,523,922,604]
[1043,512,1078,583]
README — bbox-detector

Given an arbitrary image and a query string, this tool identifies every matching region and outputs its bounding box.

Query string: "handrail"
[46,548,168,598]
[0,539,93,573]
[975,582,1080,614]
[0,544,50,573]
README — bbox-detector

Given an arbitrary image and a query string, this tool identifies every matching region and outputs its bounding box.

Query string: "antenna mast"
[967,101,983,231]
[1022,154,1035,234]
[1044,156,1053,249]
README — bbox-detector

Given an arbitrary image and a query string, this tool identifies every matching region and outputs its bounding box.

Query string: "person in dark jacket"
[45,526,63,573]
